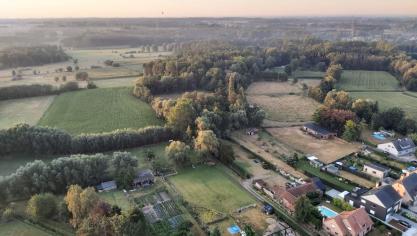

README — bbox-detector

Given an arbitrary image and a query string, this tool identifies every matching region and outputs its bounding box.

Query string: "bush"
[2,208,14,222]
[87,81,97,89]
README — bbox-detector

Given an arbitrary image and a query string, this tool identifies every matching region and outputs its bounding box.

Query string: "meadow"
[350,92,417,120]
[93,77,137,88]
[0,221,52,236]
[0,95,55,129]
[293,70,325,79]
[38,87,163,134]
[169,166,254,213]
[337,70,400,91]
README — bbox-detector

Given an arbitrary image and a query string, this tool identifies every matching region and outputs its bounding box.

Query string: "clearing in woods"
[350,91,417,121]
[266,127,360,164]
[337,70,400,91]
[38,87,163,134]
[0,95,55,129]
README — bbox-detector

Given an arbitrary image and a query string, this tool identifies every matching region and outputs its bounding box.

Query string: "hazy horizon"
[0,0,417,19]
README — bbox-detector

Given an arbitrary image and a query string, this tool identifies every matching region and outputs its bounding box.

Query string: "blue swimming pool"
[372,132,386,140]
[317,205,338,218]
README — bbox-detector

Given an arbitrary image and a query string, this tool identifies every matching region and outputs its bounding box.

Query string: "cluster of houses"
[96,169,155,192]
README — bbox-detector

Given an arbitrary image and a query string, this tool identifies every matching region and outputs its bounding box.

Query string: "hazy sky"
[0,0,417,18]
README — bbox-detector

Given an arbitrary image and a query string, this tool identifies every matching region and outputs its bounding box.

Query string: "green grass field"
[293,70,325,79]
[0,221,52,236]
[93,77,137,88]
[337,70,399,91]
[169,166,254,213]
[0,96,55,129]
[0,154,59,177]
[99,191,132,211]
[350,92,417,120]
[38,87,163,134]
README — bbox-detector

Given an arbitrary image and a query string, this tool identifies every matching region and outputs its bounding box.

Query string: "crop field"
[350,92,417,120]
[267,127,360,164]
[169,166,254,213]
[0,95,55,129]
[247,95,319,122]
[337,70,400,91]
[38,87,163,134]
[293,70,325,79]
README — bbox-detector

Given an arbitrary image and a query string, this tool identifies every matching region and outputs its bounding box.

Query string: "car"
[399,220,411,228]
[253,159,260,164]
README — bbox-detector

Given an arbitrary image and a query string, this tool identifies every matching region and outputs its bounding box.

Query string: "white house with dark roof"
[377,138,416,157]
[363,163,390,179]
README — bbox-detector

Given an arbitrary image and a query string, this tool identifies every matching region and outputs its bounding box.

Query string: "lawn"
[296,160,355,191]
[337,70,400,91]
[0,95,55,129]
[93,77,137,88]
[350,92,417,120]
[0,220,52,236]
[38,87,163,134]
[99,191,132,211]
[169,166,255,213]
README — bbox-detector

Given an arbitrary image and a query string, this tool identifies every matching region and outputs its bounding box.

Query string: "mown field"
[350,92,417,120]
[293,70,325,79]
[0,221,52,236]
[169,166,254,213]
[337,70,400,91]
[0,95,55,129]
[93,77,137,88]
[38,87,163,134]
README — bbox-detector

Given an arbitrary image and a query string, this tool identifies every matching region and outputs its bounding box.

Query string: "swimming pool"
[372,132,386,140]
[317,205,338,218]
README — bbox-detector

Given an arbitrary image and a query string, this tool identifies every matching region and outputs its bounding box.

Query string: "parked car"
[399,220,411,228]
[253,159,260,164]
[262,204,274,215]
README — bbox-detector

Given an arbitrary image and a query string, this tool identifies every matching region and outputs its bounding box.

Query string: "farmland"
[38,87,163,134]
[350,92,417,120]
[337,70,400,91]
[293,70,325,79]
[246,82,320,122]
[0,95,55,129]
[93,77,137,88]
[267,127,360,164]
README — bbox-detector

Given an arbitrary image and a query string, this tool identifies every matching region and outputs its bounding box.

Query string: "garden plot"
[267,127,360,164]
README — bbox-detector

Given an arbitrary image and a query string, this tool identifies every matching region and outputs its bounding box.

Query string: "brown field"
[246,81,302,95]
[266,127,360,164]
[232,207,269,235]
[298,79,321,87]
[247,95,320,122]
[339,170,375,188]
[230,131,307,180]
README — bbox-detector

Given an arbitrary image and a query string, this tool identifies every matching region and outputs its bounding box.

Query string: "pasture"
[169,166,254,213]
[293,70,325,79]
[38,87,163,134]
[0,95,55,129]
[337,70,399,91]
[267,127,360,164]
[350,92,417,120]
[0,221,52,236]
[93,77,137,88]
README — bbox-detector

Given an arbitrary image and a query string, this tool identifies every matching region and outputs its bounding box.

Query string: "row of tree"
[0,124,177,156]
[0,82,80,100]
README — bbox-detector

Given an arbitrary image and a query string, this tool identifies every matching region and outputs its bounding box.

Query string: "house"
[323,164,340,175]
[274,182,319,212]
[363,163,390,179]
[307,156,323,168]
[359,185,402,221]
[323,208,373,236]
[311,177,326,194]
[302,122,336,139]
[392,172,417,207]
[96,180,117,192]
[253,179,268,190]
[345,187,369,206]
[377,138,416,157]
[133,169,155,187]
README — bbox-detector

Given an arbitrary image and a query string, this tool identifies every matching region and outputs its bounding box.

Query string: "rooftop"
[364,162,390,172]
[392,138,416,151]
[363,185,401,208]
[303,122,334,136]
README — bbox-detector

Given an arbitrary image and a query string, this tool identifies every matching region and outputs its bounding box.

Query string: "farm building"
[133,169,155,187]
[96,180,117,192]
[253,179,268,190]
[363,163,390,179]
[302,122,336,139]
[377,137,416,157]
[323,208,373,236]
[307,156,323,168]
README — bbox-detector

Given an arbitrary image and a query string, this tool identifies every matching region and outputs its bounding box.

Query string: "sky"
[0,0,417,18]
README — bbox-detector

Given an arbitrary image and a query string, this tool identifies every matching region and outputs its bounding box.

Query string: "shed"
[96,180,117,192]
[133,169,155,187]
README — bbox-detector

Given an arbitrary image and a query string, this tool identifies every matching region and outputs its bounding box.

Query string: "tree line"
[0,82,80,100]
[0,45,69,69]
[0,124,177,156]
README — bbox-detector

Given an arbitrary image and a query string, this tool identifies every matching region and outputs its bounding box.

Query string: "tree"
[166,141,190,167]
[326,64,343,80]
[218,142,235,165]
[111,152,138,190]
[167,98,197,133]
[194,130,220,158]
[2,208,14,222]
[295,196,311,222]
[62,75,67,82]
[323,90,351,110]
[75,72,89,81]
[342,120,361,142]
[54,76,59,82]
[113,207,152,236]
[210,227,221,236]
[26,193,57,221]
[66,66,73,72]
[243,225,255,236]
[65,185,100,228]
